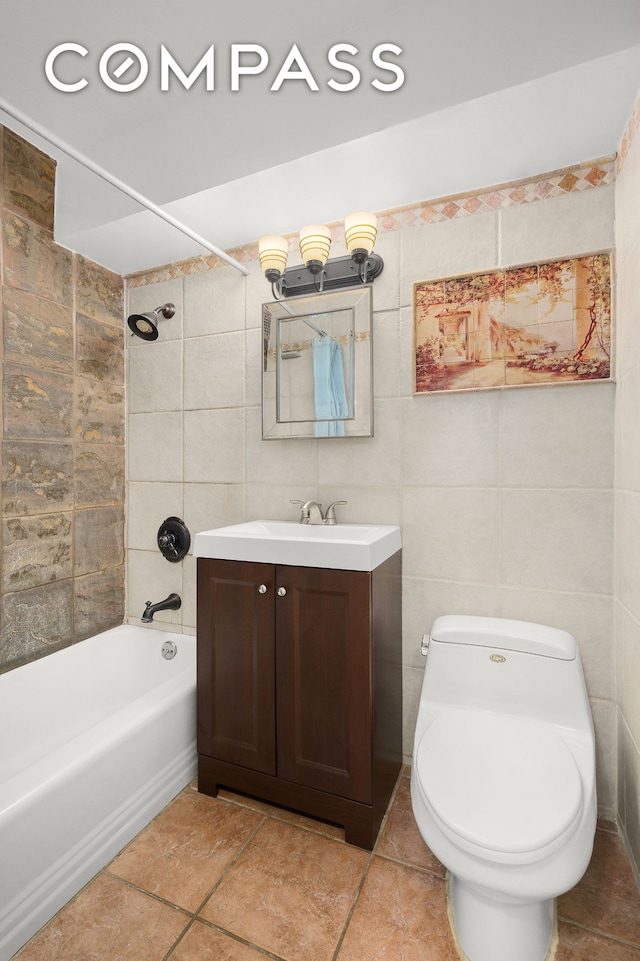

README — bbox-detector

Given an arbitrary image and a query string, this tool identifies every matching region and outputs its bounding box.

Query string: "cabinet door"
[275,565,372,803]
[197,559,276,774]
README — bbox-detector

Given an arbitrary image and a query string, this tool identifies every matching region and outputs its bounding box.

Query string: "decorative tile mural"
[413,252,612,394]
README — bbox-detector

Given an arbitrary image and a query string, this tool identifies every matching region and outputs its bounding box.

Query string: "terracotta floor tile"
[558,829,640,945]
[13,874,188,961]
[108,789,264,912]
[201,818,368,961]
[376,775,446,875]
[167,921,270,960]
[556,921,640,960]
[337,856,459,961]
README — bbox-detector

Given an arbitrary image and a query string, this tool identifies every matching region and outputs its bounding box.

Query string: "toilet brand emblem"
[489,654,506,663]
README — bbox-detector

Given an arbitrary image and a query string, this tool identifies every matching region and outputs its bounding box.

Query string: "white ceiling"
[1,0,639,275]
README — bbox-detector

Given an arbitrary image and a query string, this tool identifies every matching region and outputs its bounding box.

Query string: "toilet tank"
[418,615,593,735]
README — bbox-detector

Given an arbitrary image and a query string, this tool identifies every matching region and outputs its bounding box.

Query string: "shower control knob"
[277,587,287,597]
[157,517,191,562]
[258,584,268,594]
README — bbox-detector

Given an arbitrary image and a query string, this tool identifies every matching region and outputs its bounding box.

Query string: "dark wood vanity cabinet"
[196,553,402,849]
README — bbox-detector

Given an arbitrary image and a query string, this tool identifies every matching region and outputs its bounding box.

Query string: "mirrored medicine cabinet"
[262,286,373,439]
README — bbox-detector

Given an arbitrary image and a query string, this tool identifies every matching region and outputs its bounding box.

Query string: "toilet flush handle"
[421,634,430,656]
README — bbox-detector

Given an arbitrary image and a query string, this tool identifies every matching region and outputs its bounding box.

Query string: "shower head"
[127,302,176,341]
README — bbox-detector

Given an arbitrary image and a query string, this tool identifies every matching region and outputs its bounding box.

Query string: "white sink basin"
[193,520,401,571]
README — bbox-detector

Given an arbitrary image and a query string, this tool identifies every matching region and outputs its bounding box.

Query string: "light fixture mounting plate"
[280,253,383,298]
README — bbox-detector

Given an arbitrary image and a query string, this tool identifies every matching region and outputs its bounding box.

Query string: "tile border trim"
[127,156,616,289]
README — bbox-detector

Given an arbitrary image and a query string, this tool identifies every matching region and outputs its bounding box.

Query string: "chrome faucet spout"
[141,592,181,623]
[290,499,324,524]
[290,498,348,525]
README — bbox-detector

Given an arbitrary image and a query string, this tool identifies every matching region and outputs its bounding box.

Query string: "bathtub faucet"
[141,593,181,623]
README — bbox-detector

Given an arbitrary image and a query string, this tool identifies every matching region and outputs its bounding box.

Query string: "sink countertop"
[193,520,401,572]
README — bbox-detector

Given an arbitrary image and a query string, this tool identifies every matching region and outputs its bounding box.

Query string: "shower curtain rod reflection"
[0,95,249,276]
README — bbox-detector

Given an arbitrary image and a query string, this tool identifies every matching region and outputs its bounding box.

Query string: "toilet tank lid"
[430,615,576,659]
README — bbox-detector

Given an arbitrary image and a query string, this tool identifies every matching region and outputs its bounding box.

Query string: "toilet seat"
[415,711,583,862]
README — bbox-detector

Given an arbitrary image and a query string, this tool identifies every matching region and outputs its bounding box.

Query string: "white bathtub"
[0,624,197,961]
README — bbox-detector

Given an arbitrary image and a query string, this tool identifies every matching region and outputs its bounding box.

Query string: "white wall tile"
[500,489,613,593]
[499,185,615,267]
[181,554,196,629]
[183,483,244,542]
[316,485,402,527]
[615,135,640,263]
[183,265,246,338]
[128,411,183,482]
[615,491,640,623]
[244,483,318,522]
[402,486,499,582]
[127,548,184,625]
[373,308,413,399]
[591,696,617,814]
[400,212,499,307]
[615,600,640,745]
[500,586,613,700]
[370,228,401,312]
[499,382,615,489]
[402,390,499,487]
[128,339,183,413]
[245,405,318,486]
[615,241,640,380]
[615,368,640,492]
[184,408,245,483]
[184,331,245,410]
[317,399,404,487]
[620,717,640,871]
[128,482,184,552]
[402,576,501,670]
[615,111,640,867]
[402,664,425,760]
[245,326,263,408]
[244,258,271,331]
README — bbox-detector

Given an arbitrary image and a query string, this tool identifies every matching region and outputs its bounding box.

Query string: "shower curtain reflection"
[313,335,348,436]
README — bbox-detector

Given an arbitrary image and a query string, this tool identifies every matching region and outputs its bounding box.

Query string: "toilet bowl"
[411,615,596,961]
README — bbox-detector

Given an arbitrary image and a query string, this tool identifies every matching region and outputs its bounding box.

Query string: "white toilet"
[411,615,596,961]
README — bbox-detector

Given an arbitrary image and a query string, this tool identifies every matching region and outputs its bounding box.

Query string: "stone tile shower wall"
[0,128,125,672]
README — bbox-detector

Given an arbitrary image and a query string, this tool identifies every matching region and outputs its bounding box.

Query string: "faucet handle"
[290,499,310,524]
[323,500,348,525]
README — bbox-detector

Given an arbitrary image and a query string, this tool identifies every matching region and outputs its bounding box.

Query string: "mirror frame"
[262,286,374,440]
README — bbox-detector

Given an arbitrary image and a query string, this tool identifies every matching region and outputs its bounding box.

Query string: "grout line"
[556,917,640,950]
[330,769,405,961]
[160,917,198,961]
[330,848,376,961]
[192,918,290,961]
[191,812,269,917]
[101,869,193,917]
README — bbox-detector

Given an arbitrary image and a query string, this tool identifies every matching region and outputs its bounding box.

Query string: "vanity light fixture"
[258,211,383,299]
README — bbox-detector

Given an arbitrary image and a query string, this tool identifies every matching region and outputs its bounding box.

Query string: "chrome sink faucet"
[290,499,348,525]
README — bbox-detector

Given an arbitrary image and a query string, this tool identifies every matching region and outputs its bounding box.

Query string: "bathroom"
[1,5,640,960]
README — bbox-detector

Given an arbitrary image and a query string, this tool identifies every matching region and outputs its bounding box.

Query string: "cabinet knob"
[258,584,268,594]
[277,587,287,597]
